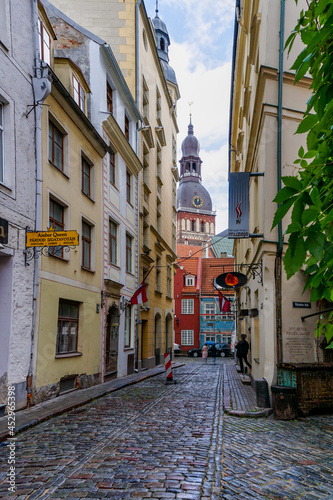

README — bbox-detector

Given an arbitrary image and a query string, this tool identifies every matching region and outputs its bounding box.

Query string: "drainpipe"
[228,0,240,177]
[135,0,142,370]
[27,0,44,407]
[275,0,285,366]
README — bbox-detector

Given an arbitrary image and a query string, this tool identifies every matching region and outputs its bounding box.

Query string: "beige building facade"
[230,0,331,414]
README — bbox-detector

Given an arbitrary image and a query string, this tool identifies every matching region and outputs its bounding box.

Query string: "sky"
[145,0,235,233]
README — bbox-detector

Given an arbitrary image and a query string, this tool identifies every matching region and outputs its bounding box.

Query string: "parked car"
[188,343,232,358]
[174,343,181,355]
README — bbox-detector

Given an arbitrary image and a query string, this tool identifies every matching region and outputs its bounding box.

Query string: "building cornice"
[103,116,142,175]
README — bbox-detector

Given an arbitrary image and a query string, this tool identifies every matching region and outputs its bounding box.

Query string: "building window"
[109,149,116,186]
[185,276,195,287]
[107,82,113,114]
[166,265,172,297]
[182,299,194,315]
[191,220,195,231]
[49,120,64,171]
[81,157,91,197]
[142,77,149,119]
[73,75,85,112]
[156,86,161,120]
[49,199,64,258]
[181,330,194,346]
[155,255,161,293]
[82,221,92,270]
[125,115,130,140]
[126,234,132,274]
[201,221,204,232]
[205,303,215,320]
[0,102,3,183]
[57,300,79,354]
[126,170,131,204]
[109,220,117,265]
[38,19,51,65]
[124,306,131,348]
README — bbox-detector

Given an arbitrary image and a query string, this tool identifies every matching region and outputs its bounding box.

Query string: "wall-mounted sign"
[216,272,248,289]
[228,172,250,238]
[0,218,8,244]
[26,229,79,247]
[292,302,311,309]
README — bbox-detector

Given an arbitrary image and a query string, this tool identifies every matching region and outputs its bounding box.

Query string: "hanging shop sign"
[26,228,79,247]
[228,172,250,238]
[0,218,8,244]
[216,272,248,289]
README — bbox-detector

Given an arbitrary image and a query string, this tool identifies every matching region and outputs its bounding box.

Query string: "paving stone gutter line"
[0,359,273,444]
[223,363,273,418]
[0,362,185,444]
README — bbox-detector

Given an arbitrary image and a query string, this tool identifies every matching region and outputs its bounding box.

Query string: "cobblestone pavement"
[0,358,332,499]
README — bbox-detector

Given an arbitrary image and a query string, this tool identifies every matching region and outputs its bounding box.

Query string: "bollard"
[255,377,270,408]
[164,353,175,384]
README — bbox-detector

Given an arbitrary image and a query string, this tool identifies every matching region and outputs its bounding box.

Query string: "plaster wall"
[0,0,36,409]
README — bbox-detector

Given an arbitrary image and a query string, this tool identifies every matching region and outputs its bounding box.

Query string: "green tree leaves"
[272,0,333,348]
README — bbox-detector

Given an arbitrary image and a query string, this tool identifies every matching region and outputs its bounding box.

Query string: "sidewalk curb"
[222,364,273,418]
[0,362,185,444]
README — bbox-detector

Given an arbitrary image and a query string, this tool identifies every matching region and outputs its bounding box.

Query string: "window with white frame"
[81,155,93,198]
[109,220,117,266]
[73,75,85,112]
[126,170,132,204]
[182,299,194,315]
[205,302,215,320]
[57,299,79,354]
[82,220,94,271]
[181,330,194,346]
[126,233,132,274]
[185,275,195,287]
[109,149,116,187]
[38,18,51,65]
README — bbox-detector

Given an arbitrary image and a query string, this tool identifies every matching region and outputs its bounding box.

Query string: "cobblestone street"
[0,358,332,499]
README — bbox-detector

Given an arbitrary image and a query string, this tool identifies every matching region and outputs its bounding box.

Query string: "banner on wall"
[228,172,250,238]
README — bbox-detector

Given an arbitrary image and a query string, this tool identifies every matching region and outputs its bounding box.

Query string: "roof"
[177,244,214,259]
[201,258,235,297]
[210,235,234,258]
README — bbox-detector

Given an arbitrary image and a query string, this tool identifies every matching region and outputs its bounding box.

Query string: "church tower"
[177,120,216,246]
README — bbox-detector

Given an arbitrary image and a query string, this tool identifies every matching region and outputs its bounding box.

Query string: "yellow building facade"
[32,6,108,403]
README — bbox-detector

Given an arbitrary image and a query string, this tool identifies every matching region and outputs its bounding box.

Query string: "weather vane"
[188,101,194,122]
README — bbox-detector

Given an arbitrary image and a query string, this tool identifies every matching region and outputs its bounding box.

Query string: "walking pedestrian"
[202,344,209,363]
[210,343,217,364]
[236,334,252,375]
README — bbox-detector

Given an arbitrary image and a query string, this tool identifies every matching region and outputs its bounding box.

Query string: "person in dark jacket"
[210,344,217,364]
[236,334,251,375]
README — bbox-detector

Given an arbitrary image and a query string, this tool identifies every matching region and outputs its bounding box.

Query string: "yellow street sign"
[26,229,79,247]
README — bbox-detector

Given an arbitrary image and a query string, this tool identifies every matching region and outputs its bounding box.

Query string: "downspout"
[135,0,142,370]
[27,0,44,406]
[228,0,240,177]
[275,0,285,366]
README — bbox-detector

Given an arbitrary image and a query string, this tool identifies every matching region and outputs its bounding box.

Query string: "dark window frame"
[126,234,132,274]
[57,299,79,354]
[109,149,116,186]
[82,221,92,270]
[49,120,64,172]
[107,82,113,114]
[81,156,91,197]
[125,115,130,140]
[126,170,131,204]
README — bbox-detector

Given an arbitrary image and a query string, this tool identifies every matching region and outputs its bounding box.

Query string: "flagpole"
[141,265,154,285]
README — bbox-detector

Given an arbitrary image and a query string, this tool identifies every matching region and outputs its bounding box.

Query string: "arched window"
[201,221,204,232]
[185,162,190,172]
[191,220,195,231]
[160,38,165,51]
[192,162,196,172]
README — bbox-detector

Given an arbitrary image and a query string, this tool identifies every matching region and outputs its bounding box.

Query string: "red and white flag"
[130,283,147,305]
[219,292,230,313]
